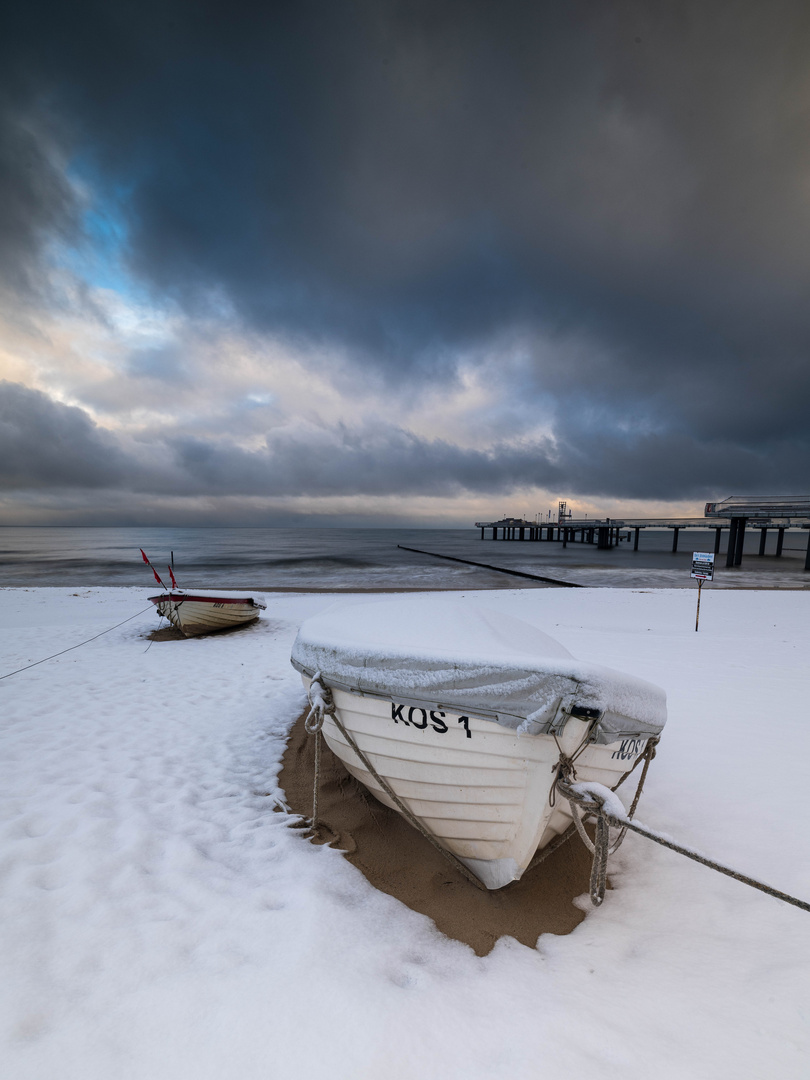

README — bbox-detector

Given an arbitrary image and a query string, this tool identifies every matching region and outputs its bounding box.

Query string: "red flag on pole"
[139,548,166,590]
[168,566,178,590]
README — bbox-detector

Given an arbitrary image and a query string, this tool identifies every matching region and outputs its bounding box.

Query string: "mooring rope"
[557,778,810,913]
[303,686,327,828]
[304,674,486,890]
[0,606,154,682]
[524,822,578,872]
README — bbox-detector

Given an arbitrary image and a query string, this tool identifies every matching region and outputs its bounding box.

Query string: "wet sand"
[279,709,597,956]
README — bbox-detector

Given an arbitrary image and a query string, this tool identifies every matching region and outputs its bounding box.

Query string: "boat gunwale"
[149,593,266,609]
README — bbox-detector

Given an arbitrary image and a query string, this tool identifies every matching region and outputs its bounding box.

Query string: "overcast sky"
[2,0,809,526]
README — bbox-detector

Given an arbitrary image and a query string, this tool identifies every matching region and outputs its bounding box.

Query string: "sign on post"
[691,552,715,581]
[691,552,714,631]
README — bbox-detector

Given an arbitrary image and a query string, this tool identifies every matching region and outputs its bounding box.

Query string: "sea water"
[0,526,807,590]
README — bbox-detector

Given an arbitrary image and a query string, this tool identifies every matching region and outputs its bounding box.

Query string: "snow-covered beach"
[2,585,809,1079]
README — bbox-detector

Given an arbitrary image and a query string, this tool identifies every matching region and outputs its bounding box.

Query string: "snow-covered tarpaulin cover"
[291,596,667,743]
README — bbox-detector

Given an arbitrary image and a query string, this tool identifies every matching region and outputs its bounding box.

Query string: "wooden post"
[759,528,767,556]
[671,527,680,553]
[776,528,785,556]
[726,518,738,567]
[633,527,640,551]
[714,528,722,555]
[695,578,703,632]
[734,517,747,566]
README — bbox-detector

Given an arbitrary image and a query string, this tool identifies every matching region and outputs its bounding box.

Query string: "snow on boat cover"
[291,596,666,744]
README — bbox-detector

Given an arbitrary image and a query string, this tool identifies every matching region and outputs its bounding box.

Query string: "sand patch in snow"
[145,625,186,641]
[280,709,599,955]
[144,617,270,642]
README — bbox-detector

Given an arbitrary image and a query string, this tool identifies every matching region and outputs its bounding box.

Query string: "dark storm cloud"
[0,103,78,301]
[2,379,562,499]
[166,426,562,498]
[0,381,130,488]
[3,381,809,507]
[169,426,810,501]
[3,1,810,502]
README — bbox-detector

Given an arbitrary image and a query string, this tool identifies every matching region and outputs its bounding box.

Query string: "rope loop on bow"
[305,671,335,734]
[556,779,613,905]
[553,734,660,905]
[303,672,337,829]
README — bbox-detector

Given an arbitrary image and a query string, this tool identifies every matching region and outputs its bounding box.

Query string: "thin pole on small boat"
[168,551,180,590]
[140,548,168,591]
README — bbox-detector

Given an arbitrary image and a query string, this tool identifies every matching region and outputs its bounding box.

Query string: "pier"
[475,496,810,570]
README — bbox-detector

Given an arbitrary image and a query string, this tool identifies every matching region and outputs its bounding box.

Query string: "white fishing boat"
[149,592,266,636]
[291,596,666,889]
[139,548,266,637]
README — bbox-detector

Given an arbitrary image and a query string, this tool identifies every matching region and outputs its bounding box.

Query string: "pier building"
[475,496,810,570]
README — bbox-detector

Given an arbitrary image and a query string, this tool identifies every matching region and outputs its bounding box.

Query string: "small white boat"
[149,592,266,637]
[291,596,666,889]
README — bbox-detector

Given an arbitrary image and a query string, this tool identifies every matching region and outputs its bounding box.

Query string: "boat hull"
[305,679,646,889]
[149,594,265,637]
